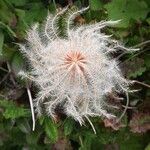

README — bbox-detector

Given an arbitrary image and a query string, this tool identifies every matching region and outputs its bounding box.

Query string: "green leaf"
[146,18,150,25]
[0,22,16,37]
[144,54,150,70]
[74,0,82,8]
[9,0,29,6]
[64,118,75,136]
[0,99,14,108]
[39,116,45,125]
[15,9,28,37]
[0,100,30,119]
[0,29,4,55]
[26,131,40,145]
[10,128,26,146]
[79,131,96,150]
[91,139,104,150]
[145,0,150,7]
[0,0,15,24]
[11,52,24,75]
[105,0,149,27]
[17,119,31,133]
[24,2,47,24]
[123,58,146,78]
[0,45,16,61]
[128,67,146,78]
[145,143,150,150]
[119,134,147,150]
[44,117,58,143]
[15,9,26,18]
[89,0,103,11]
[3,106,30,119]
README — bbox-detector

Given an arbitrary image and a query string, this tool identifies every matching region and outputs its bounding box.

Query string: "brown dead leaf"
[52,138,73,150]
[129,111,150,133]
[103,118,126,130]
[75,16,86,25]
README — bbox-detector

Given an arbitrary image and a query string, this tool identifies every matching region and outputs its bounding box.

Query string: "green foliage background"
[0,0,150,149]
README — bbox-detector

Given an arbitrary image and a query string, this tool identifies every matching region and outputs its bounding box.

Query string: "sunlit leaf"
[44,117,58,143]
[89,0,103,10]
[105,0,149,27]
[9,0,28,6]
[11,52,24,75]
[145,143,150,150]
[64,118,75,136]
[0,22,16,37]
[0,29,4,55]
[0,100,30,119]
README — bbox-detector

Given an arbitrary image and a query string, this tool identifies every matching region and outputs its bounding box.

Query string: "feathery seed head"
[19,7,138,129]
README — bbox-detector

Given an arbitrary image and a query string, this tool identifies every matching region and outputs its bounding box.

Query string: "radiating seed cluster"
[19,7,137,128]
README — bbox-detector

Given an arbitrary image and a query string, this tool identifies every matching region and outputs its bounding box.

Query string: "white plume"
[19,7,138,131]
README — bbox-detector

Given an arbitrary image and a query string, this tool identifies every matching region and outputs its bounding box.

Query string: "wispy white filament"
[26,85,35,131]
